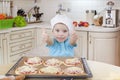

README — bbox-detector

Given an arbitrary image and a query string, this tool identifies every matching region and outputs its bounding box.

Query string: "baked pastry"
[15,65,37,75]
[64,67,84,75]
[44,58,63,67]
[24,57,43,67]
[39,66,62,74]
[64,58,81,66]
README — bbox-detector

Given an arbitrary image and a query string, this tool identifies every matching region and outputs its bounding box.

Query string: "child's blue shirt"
[46,38,77,57]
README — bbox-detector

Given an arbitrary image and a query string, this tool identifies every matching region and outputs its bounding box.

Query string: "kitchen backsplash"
[4,0,120,22]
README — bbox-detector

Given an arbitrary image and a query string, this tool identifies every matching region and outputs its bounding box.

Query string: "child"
[42,14,78,57]
[42,14,78,80]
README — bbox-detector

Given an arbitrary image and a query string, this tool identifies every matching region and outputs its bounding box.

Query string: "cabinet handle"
[89,35,91,44]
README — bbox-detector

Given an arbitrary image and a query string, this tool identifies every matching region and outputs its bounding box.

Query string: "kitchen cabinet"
[0,28,36,64]
[74,30,87,58]
[88,31,120,66]
[0,33,9,64]
[0,34,2,64]
[8,28,36,63]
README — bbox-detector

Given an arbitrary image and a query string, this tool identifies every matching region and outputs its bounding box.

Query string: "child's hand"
[42,28,49,43]
[70,30,78,45]
[42,28,53,45]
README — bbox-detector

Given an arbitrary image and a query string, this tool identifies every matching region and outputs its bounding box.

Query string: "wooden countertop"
[0,64,13,75]
[0,61,120,80]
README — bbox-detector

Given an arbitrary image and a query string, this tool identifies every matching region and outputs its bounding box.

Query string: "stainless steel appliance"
[102,9,119,28]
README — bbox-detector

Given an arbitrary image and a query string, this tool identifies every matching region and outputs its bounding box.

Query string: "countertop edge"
[0,22,120,33]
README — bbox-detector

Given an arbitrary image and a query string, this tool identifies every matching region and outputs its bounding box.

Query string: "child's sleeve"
[68,39,77,48]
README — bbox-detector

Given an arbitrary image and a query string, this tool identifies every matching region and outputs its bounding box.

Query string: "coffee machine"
[102,9,119,28]
[102,1,119,28]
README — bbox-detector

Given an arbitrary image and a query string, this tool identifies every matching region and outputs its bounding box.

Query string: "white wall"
[12,0,35,17]
[12,0,120,22]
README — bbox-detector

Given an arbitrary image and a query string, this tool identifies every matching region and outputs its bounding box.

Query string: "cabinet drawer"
[10,39,34,55]
[10,29,35,42]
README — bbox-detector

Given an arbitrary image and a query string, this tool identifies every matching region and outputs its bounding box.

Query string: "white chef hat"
[50,14,73,33]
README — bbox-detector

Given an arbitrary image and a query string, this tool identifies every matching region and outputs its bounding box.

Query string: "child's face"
[53,23,69,42]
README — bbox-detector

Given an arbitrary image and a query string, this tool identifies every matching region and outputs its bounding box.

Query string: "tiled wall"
[12,0,120,22]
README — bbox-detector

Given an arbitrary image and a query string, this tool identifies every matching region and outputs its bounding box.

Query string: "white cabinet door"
[88,31,120,66]
[0,28,37,64]
[75,31,88,59]
[0,33,9,64]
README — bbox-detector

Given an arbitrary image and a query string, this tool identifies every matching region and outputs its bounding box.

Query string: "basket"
[0,19,14,29]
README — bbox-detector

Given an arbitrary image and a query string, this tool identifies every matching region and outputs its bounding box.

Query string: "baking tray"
[6,56,93,79]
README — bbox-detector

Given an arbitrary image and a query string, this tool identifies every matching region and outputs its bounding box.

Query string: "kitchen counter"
[0,22,120,33]
[75,25,120,32]
[0,60,120,80]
